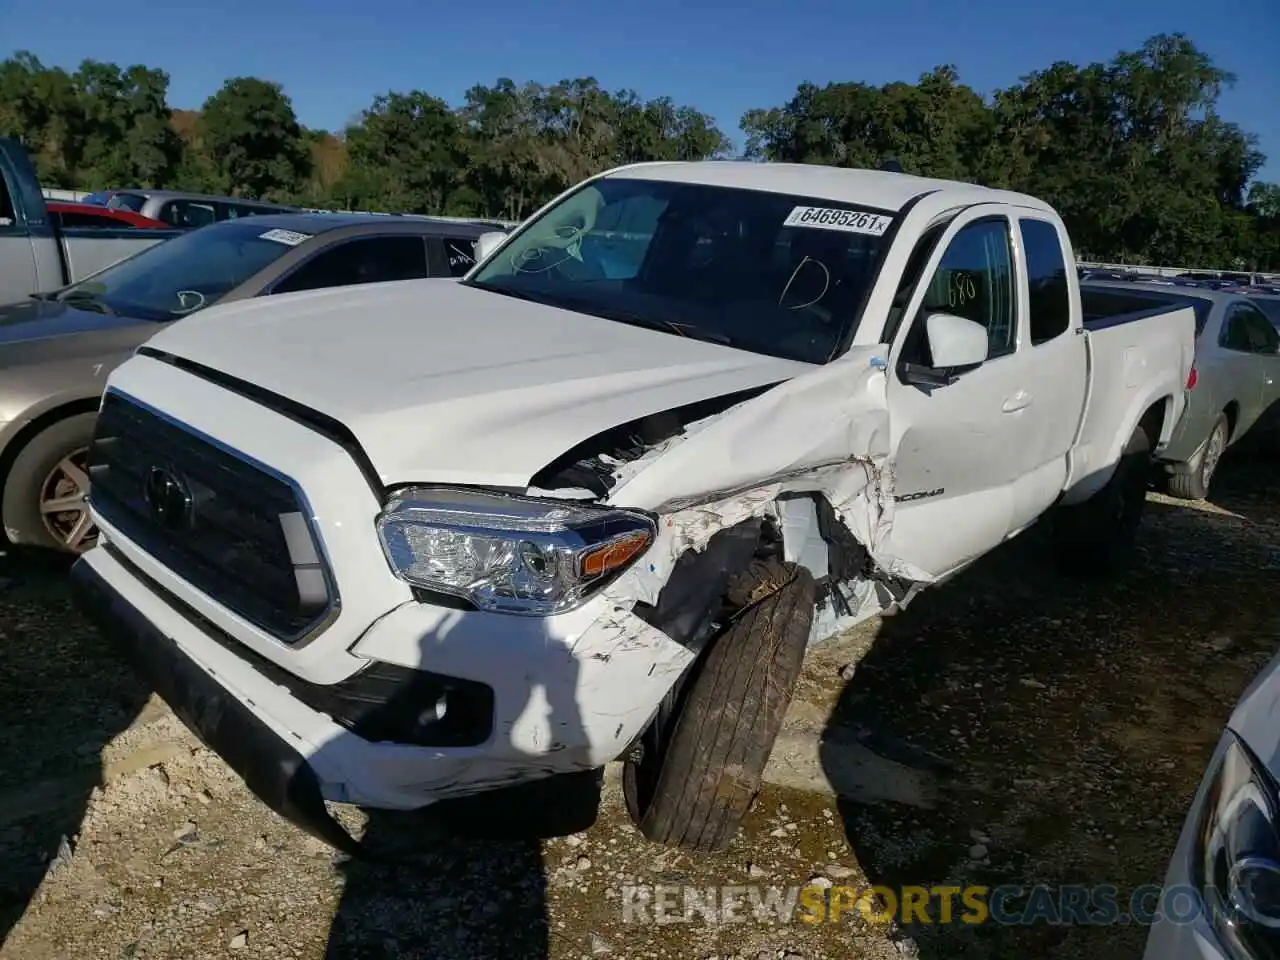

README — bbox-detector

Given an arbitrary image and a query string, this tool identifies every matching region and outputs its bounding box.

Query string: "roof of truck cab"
[602,161,1056,214]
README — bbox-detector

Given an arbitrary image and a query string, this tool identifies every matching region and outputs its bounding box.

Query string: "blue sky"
[3,0,1277,182]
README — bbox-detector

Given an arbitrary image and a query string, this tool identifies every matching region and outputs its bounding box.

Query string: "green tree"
[0,39,1275,268]
[340,91,464,214]
[197,77,311,200]
[0,52,82,185]
[74,60,183,187]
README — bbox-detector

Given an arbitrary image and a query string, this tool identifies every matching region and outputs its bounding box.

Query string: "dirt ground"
[0,449,1276,960]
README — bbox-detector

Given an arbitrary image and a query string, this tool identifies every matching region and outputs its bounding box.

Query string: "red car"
[45,201,169,230]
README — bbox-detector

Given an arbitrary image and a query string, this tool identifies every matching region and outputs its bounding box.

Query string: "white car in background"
[1144,648,1280,959]
[1083,281,1280,499]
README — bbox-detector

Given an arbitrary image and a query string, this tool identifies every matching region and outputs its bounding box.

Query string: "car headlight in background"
[376,487,656,615]
[1196,733,1280,958]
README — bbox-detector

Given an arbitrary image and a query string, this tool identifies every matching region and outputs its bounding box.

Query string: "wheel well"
[1139,399,1168,446]
[0,399,100,529]
[1223,401,1240,440]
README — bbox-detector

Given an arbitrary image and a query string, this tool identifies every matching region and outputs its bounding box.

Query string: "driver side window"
[902,218,1016,366]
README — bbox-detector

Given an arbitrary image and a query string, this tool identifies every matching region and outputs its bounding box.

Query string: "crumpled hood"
[142,279,815,487]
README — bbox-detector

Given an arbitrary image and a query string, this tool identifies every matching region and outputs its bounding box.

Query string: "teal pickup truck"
[0,138,180,305]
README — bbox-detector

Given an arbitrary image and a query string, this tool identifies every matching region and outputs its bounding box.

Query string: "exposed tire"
[1167,414,1228,501]
[623,558,816,853]
[2,413,99,554]
[1052,422,1152,578]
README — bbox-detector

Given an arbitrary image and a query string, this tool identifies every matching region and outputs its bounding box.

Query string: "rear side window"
[161,200,217,229]
[1019,219,1070,344]
[1221,307,1255,352]
[1252,297,1280,328]
[225,204,284,220]
[273,236,429,294]
[442,236,478,277]
[107,193,146,213]
[1237,304,1280,353]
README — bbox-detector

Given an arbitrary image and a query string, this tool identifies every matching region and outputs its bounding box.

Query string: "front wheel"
[1167,414,1228,501]
[622,558,816,853]
[1052,422,1152,578]
[2,413,99,554]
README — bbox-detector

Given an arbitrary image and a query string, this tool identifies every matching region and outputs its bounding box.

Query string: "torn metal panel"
[600,347,935,630]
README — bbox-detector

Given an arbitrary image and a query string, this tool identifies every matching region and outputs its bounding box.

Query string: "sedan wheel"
[1167,413,1230,501]
[1199,419,1228,491]
[39,448,97,553]
[1,412,100,554]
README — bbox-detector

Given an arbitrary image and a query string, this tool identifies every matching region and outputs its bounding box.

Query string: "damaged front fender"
[596,346,935,642]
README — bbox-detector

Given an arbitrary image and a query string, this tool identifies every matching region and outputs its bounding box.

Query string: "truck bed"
[1063,295,1198,503]
[1081,287,1201,332]
[59,228,172,285]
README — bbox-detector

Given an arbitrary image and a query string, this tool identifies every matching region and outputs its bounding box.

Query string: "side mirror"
[925,312,989,370]
[474,231,507,265]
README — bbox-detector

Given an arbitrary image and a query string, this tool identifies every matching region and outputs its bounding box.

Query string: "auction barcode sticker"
[259,228,312,246]
[784,206,892,237]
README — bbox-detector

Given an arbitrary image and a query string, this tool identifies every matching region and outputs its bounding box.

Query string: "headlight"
[375,486,656,615]
[1196,733,1280,957]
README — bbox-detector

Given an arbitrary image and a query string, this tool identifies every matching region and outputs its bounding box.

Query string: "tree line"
[2,33,1278,270]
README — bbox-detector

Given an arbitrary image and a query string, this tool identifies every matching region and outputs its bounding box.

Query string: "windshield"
[466,176,893,363]
[54,220,307,320]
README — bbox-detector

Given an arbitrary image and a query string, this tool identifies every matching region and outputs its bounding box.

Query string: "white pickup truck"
[71,162,1196,855]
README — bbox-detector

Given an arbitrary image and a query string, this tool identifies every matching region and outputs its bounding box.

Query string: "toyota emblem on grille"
[143,466,193,530]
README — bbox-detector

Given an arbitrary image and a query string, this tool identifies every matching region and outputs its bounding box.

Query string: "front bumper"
[71,539,694,835]
[1141,734,1232,960]
[70,553,362,854]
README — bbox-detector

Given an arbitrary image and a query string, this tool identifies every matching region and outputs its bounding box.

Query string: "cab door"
[881,204,1038,580]
[0,141,56,297]
[1005,214,1088,532]
[1218,303,1268,435]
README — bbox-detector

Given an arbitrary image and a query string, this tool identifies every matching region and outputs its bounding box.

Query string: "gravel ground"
[0,448,1276,960]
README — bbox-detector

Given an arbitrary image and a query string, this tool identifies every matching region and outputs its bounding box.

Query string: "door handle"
[1002,391,1033,413]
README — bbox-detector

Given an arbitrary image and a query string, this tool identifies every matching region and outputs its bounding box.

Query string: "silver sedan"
[1083,281,1280,499]
[1144,645,1280,959]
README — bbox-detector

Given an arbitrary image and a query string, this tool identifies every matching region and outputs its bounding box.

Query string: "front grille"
[87,390,335,642]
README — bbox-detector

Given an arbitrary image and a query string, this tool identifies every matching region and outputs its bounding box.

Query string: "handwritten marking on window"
[949,273,978,307]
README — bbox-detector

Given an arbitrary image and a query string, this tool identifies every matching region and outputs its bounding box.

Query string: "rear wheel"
[2,413,99,554]
[1052,422,1151,578]
[1168,414,1228,501]
[623,558,816,853]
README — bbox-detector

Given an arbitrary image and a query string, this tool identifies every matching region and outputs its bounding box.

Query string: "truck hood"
[142,279,815,487]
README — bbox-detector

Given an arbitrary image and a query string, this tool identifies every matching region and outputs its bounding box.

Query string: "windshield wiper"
[596,311,735,347]
[655,319,734,346]
[56,290,117,316]
[463,280,562,309]
[469,281,736,347]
